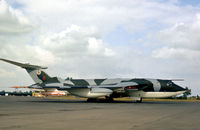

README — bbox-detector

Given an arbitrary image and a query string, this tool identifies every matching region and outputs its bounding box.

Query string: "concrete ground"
[0,96,199,130]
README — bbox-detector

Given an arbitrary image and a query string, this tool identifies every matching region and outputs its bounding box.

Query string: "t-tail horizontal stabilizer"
[0,58,47,69]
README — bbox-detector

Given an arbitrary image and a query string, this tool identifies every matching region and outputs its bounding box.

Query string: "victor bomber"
[0,58,186,102]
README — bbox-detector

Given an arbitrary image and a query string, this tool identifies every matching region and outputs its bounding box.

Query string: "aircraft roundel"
[42,76,46,81]
[37,70,41,75]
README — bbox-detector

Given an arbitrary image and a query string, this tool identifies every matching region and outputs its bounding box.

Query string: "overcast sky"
[0,0,200,96]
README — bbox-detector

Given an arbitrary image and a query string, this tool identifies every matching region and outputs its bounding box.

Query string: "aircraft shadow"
[20,99,188,104]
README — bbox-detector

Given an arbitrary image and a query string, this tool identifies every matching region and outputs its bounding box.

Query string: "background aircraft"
[0,58,187,102]
[11,85,67,96]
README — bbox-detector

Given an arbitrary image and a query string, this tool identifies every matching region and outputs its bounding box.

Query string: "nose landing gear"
[136,97,143,103]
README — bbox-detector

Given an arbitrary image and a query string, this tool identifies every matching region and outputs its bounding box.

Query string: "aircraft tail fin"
[0,58,50,84]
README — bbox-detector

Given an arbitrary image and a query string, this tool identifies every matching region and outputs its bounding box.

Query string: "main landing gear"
[105,96,114,102]
[87,96,114,102]
[87,98,97,102]
[136,97,143,103]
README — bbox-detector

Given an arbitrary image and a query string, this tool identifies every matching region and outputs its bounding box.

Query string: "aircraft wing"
[95,82,138,88]
[94,82,148,91]
[65,81,148,92]
[63,81,148,98]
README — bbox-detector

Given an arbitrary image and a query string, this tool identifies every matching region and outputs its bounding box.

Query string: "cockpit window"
[65,77,72,80]
[166,81,173,87]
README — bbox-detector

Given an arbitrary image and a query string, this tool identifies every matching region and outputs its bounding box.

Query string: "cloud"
[16,0,196,33]
[155,15,200,49]
[88,37,115,56]
[38,25,115,58]
[0,68,15,78]
[0,43,55,65]
[152,13,200,65]
[152,47,200,60]
[0,0,35,34]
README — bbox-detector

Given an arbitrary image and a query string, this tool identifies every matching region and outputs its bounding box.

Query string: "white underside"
[128,90,186,98]
[68,88,112,98]
[68,88,186,98]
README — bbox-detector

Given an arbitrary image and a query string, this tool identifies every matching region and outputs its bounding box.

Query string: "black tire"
[87,98,97,102]
[136,97,142,103]
[105,96,114,102]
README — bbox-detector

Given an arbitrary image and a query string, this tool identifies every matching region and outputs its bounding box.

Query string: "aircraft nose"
[173,84,186,91]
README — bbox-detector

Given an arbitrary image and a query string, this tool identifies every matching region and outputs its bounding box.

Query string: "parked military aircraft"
[0,58,186,102]
[11,86,67,96]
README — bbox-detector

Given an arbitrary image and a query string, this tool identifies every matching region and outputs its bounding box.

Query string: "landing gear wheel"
[136,97,142,103]
[87,98,97,102]
[105,96,114,102]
